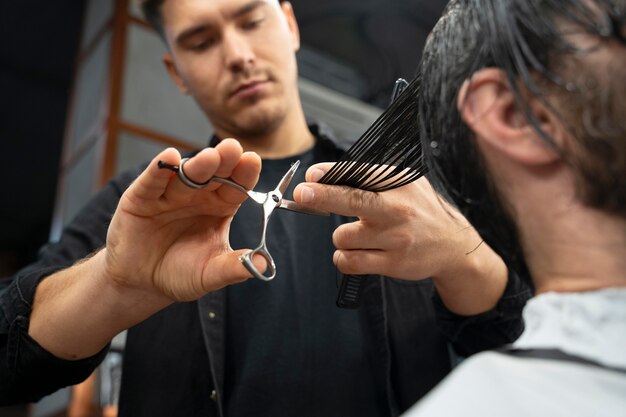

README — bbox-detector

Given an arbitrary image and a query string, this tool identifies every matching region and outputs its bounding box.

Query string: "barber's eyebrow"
[231,0,267,19]
[175,1,268,46]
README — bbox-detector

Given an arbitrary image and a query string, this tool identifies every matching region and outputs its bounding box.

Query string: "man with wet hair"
[400,0,626,414]
[2,0,530,415]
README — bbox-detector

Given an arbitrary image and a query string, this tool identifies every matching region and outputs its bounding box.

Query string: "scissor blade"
[279,199,330,216]
[276,160,301,196]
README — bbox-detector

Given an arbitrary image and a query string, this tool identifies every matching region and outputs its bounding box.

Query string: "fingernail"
[309,168,325,183]
[300,186,315,203]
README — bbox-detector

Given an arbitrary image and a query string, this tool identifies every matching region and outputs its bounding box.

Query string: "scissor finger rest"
[239,246,277,281]
[157,157,313,283]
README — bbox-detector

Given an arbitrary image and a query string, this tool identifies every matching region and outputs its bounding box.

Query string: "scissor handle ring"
[239,246,277,282]
[177,158,211,189]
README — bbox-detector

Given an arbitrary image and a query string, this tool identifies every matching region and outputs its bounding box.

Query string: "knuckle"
[348,189,377,212]
[332,230,342,248]
[396,230,413,248]
[333,224,354,248]
[312,185,331,208]
[336,251,358,274]
[348,190,366,212]
[391,201,418,220]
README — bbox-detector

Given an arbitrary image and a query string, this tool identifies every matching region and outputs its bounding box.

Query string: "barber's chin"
[233,107,286,136]
[237,94,282,115]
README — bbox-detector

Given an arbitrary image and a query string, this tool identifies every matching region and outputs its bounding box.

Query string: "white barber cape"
[403,288,626,417]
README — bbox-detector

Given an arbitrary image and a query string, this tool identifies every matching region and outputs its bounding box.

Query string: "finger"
[201,249,268,290]
[212,138,244,178]
[305,162,335,182]
[293,182,383,218]
[163,147,221,201]
[231,152,262,190]
[216,151,262,205]
[333,249,390,276]
[127,147,182,203]
[332,222,386,251]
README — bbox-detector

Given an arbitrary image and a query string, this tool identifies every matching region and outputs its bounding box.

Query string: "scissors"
[158,158,329,281]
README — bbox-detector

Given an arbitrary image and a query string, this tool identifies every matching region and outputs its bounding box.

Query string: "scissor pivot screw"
[272,194,280,203]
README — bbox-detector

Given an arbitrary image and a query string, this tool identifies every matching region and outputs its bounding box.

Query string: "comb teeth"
[319,76,426,193]
[336,274,366,309]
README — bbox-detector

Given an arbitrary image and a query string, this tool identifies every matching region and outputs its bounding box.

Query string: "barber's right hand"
[104,138,264,303]
[29,139,264,360]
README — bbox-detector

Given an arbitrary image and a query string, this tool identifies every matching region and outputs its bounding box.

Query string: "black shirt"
[225,146,387,416]
[0,124,531,416]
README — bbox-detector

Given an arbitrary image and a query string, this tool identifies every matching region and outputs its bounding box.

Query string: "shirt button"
[210,390,217,402]
[208,312,216,319]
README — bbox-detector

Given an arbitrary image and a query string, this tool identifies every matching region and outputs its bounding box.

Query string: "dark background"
[0,0,447,275]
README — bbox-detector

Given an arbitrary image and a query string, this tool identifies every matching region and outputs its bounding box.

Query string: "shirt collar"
[513,287,626,369]
[205,121,344,150]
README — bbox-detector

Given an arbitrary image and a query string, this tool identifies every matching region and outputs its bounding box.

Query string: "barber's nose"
[223,31,254,72]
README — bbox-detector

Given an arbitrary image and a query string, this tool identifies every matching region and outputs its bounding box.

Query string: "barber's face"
[161,0,300,137]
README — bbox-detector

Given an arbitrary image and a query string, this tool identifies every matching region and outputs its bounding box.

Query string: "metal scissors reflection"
[158,158,329,281]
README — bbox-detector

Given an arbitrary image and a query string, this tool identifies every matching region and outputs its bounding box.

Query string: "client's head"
[418,0,626,281]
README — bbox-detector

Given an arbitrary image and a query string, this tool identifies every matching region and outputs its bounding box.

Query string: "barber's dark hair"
[139,0,290,40]
[139,0,166,39]
[418,0,625,281]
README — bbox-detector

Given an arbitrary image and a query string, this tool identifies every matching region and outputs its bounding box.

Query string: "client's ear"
[457,68,563,165]
[163,53,190,95]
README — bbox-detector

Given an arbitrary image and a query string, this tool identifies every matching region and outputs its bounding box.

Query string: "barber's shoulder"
[308,121,349,157]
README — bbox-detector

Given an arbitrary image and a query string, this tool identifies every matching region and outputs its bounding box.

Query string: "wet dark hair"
[418,0,626,280]
[139,0,289,40]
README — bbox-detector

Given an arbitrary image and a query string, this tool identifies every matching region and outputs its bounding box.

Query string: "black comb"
[333,78,424,309]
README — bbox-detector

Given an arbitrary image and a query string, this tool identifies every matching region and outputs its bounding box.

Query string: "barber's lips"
[231,80,269,99]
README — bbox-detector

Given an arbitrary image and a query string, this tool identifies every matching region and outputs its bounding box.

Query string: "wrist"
[94,248,173,328]
[432,241,508,316]
[29,249,172,360]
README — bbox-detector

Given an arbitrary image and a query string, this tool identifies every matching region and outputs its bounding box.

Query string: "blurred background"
[0,0,447,415]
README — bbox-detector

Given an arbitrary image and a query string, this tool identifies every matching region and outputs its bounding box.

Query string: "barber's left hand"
[293,162,508,315]
[293,163,483,280]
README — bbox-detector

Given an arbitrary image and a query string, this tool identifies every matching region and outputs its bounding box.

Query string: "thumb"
[201,249,268,290]
[305,162,335,183]
[293,181,381,219]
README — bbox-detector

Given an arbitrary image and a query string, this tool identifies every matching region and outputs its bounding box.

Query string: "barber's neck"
[214,108,314,159]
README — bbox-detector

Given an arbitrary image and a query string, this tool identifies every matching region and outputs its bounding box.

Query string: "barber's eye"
[191,38,216,51]
[242,18,264,30]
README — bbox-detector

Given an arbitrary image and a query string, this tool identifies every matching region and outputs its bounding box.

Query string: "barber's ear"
[280,1,301,52]
[457,68,562,165]
[163,53,190,95]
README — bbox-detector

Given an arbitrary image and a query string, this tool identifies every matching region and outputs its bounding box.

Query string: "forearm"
[432,240,508,316]
[430,226,531,356]
[29,249,171,360]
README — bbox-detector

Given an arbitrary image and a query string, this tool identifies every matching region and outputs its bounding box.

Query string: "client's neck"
[521,203,626,294]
